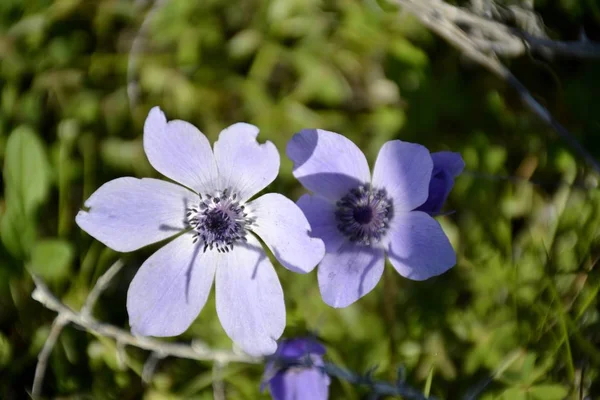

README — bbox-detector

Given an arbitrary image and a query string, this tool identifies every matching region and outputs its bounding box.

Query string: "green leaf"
[527,384,570,400]
[30,239,74,284]
[498,387,527,400]
[0,204,36,258]
[0,331,12,367]
[3,126,52,216]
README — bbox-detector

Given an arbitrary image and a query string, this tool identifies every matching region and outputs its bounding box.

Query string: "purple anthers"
[186,189,254,253]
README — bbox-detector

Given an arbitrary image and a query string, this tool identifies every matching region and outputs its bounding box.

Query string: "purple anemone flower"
[76,107,325,356]
[287,129,457,308]
[262,338,330,400]
[415,151,465,214]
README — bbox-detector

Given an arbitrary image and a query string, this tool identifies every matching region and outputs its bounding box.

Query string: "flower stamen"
[335,184,393,246]
[187,189,253,252]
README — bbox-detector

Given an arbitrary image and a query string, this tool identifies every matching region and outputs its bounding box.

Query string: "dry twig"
[393,0,600,174]
[30,260,259,399]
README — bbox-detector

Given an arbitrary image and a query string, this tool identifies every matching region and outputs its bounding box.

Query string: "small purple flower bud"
[262,338,330,400]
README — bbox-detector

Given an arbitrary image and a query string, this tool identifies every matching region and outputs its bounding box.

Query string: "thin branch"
[400,0,600,59]
[142,352,163,384]
[31,314,68,398]
[32,259,125,398]
[33,268,439,398]
[31,276,260,365]
[212,360,226,400]
[394,0,600,174]
[514,30,600,58]
[81,259,124,317]
[322,363,437,400]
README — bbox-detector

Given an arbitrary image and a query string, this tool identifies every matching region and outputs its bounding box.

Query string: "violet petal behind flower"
[416,151,465,214]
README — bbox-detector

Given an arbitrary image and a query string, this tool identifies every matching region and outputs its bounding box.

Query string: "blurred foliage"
[1,0,600,399]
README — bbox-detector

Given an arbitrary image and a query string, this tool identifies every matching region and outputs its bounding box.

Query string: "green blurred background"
[1,0,600,398]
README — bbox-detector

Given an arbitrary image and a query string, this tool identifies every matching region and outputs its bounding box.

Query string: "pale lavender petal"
[75,177,196,252]
[287,129,371,202]
[431,151,465,177]
[270,369,330,400]
[296,194,345,254]
[215,234,285,356]
[213,123,279,202]
[127,232,216,336]
[317,241,385,308]
[385,211,456,281]
[143,106,219,193]
[371,140,433,212]
[249,193,325,273]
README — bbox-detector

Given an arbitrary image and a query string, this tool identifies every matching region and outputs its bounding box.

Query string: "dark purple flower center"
[186,189,254,253]
[352,206,373,224]
[335,184,393,246]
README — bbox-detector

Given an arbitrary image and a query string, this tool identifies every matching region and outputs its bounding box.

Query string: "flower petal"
[287,129,371,202]
[371,140,433,212]
[215,234,285,356]
[414,170,453,214]
[269,369,330,400]
[296,194,346,253]
[127,232,216,336]
[143,106,219,193]
[277,337,327,358]
[432,151,465,177]
[249,193,325,274]
[213,123,279,202]
[75,177,196,252]
[317,241,384,308]
[385,211,456,281]
[415,152,464,214]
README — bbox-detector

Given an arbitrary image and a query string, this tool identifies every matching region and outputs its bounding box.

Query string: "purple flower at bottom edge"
[415,151,465,214]
[262,338,330,400]
[75,107,325,356]
[286,129,458,308]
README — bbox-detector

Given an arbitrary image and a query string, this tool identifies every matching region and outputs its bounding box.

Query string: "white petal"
[213,123,279,201]
[143,106,219,193]
[127,233,216,336]
[76,177,196,252]
[249,193,325,273]
[215,234,285,356]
